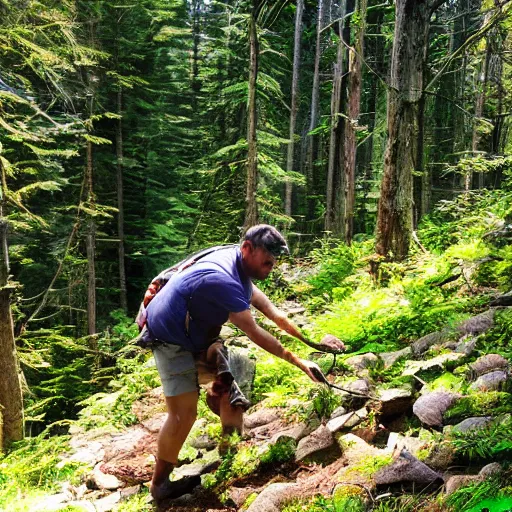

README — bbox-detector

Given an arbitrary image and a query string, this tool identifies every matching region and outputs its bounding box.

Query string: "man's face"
[241,242,276,280]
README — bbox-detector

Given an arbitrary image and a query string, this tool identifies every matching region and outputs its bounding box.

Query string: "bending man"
[145,224,322,500]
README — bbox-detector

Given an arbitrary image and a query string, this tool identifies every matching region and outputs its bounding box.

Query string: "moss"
[426,372,466,394]
[444,392,512,424]
[342,454,393,479]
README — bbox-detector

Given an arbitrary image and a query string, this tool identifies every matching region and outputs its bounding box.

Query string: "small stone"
[445,475,480,495]
[94,491,122,512]
[345,353,379,371]
[244,408,282,429]
[326,407,368,433]
[330,406,347,419]
[93,463,123,490]
[380,347,412,368]
[245,483,300,512]
[295,425,335,462]
[479,462,502,478]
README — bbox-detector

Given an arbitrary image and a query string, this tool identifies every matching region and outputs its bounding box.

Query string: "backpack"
[134,244,238,348]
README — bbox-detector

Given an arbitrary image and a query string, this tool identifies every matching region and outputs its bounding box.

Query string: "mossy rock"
[443,391,512,424]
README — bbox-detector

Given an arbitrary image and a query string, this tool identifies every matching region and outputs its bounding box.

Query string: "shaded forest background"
[1,0,512,448]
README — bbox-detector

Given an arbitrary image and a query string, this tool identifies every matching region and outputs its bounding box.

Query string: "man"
[145,224,323,501]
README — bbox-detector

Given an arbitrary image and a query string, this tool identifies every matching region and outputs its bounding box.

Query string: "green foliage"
[450,415,512,461]
[282,493,366,512]
[478,308,512,359]
[0,433,85,511]
[443,392,512,424]
[445,474,505,512]
[308,385,343,420]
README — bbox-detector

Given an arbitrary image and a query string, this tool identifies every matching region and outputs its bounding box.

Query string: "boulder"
[245,483,300,512]
[451,416,492,433]
[403,353,465,376]
[377,388,414,418]
[457,309,495,335]
[470,370,509,392]
[295,425,336,462]
[374,450,442,486]
[470,354,509,378]
[379,347,412,368]
[413,391,460,427]
[411,331,452,357]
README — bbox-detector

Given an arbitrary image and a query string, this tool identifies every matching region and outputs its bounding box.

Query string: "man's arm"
[228,309,321,383]
[251,284,310,344]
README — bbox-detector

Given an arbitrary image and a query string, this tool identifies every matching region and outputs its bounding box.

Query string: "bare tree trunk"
[244,10,259,228]
[0,155,24,449]
[285,0,304,217]
[375,0,445,260]
[470,34,491,190]
[304,0,325,218]
[325,8,346,233]
[86,137,97,336]
[344,0,367,243]
[116,89,127,311]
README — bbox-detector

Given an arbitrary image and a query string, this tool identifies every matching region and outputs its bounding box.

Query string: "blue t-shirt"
[146,246,253,352]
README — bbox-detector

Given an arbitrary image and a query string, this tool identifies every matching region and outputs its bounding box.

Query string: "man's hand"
[298,359,327,384]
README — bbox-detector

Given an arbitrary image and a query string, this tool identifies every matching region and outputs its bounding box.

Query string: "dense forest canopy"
[0,0,512,468]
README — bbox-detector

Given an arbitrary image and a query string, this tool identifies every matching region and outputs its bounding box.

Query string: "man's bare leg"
[151,390,199,499]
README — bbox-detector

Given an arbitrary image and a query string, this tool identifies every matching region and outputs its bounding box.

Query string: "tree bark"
[304,0,325,219]
[244,9,259,228]
[375,0,445,260]
[284,0,304,217]
[0,155,24,448]
[344,0,367,243]
[86,137,97,336]
[116,89,127,311]
[325,10,346,233]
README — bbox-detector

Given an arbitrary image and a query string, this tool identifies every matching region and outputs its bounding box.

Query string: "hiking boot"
[150,474,201,501]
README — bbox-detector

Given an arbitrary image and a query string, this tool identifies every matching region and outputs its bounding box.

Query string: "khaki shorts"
[152,342,219,397]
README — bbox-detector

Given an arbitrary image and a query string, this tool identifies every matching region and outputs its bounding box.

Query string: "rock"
[64,440,105,467]
[244,408,282,429]
[31,493,70,511]
[189,433,216,450]
[228,347,256,402]
[245,483,300,512]
[173,452,221,479]
[377,388,414,418]
[479,462,502,478]
[345,379,372,396]
[94,491,122,512]
[454,335,477,356]
[457,309,495,335]
[451,416,492,433]
[270,422,314,444]
[330,406,347,419]
[386,433,425,457]
[220,324,235,338]
[470,354,509,377]
[92,463,123,490]
[120,485,141,499]
[379,347,412,368]
[413,391,460,427]
[490,292,512,307]
[337,433,384,465]
[445,463,502,496]
[374,450,442,486]
[326,407,368,433]
[411,331,452,357]
[141,413,166,433]
[403,353,465,376]
[345,353,379,371]
[470,370,509,391]
[229,487,259,508]
[423,442,455,470]
[295,425,335,462]
[445,474,480,495]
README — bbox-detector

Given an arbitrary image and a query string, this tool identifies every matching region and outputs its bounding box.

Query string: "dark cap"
[243,224,289,257]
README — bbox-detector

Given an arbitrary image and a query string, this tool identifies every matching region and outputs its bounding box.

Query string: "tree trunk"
[116,89,127,311]
[244,10,259,228]
[325,10,346,233]
[86,137,97,336]
[344,0,367,243]
[470,34,491,190]
[375,0,444,260]
[0,156,24,449]
[284,0,304,217]
[304,0,325,219]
